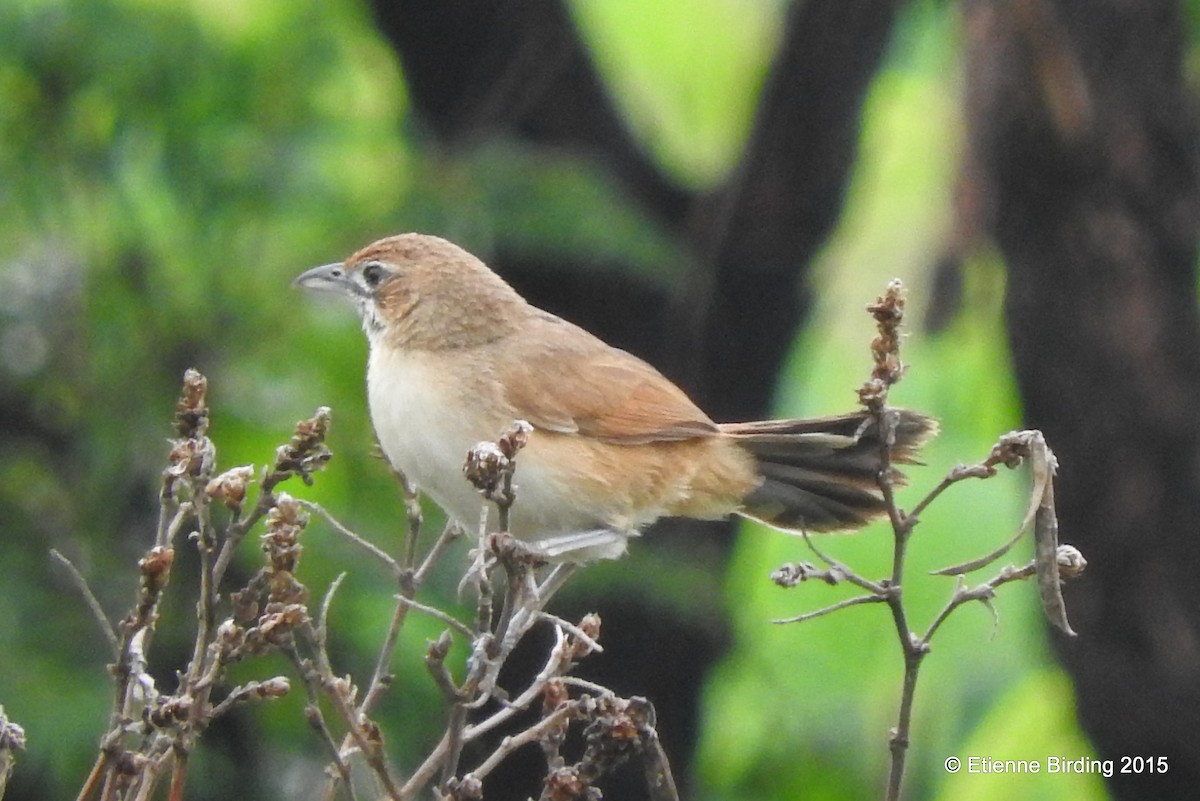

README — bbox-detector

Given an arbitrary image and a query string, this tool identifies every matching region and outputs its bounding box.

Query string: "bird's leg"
[469,533,587,703]
[470,533,545,703]
[528,528,632,562]
[537,563,579,607]
[457,508,494,600]
[491,563,579,685]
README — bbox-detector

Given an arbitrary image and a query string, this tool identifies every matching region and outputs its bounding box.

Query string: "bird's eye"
[361,262,387,289]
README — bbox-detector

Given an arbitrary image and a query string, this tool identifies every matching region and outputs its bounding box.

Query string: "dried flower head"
[565,613,602,661]
[464,420,531,510]
[1056,544,1088,579]
[445,775,484,801]
[496,419,532,460]
[244,604,308,652]
[138,546,175,596]
[146,695,193,729]
[542,765,597,801]
[858,279,907,409]
[274,407,333,485]
[214,618,247,662]
[574,696,656,781]
[542,679,570,715]
[163,437,215,497]
[205,465,255,509]
[174,368,209,439]
[263,494,307,573]
[0,708,26,753]
[464,442,508,497]
[254,676,291,699]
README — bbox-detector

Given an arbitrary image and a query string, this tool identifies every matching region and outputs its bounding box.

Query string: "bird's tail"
[721,409,938,534]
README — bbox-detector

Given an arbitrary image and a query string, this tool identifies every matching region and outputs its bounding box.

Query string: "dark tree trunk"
[367,1,904,797]
[681,0,902,421]
[965,0,1200,797]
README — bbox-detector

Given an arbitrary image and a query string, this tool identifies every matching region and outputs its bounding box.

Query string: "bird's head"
[295,233,526,350]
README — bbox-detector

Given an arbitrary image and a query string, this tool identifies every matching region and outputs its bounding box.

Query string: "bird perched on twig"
[295,233,936,562]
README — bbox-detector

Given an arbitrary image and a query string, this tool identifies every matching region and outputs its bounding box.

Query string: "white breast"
[367,346,496,528]
[365,344,636,560]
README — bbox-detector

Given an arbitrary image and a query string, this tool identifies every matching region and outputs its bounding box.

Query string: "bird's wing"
[500,316,718,444]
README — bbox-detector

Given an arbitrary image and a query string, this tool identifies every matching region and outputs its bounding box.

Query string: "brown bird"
[295,233,936,561]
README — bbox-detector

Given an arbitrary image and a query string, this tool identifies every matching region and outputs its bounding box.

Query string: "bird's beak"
[293,262,358,296]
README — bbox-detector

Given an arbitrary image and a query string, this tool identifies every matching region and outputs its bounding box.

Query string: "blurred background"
[2,0,1198,799]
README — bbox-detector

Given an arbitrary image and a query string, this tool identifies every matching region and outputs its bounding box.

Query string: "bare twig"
[302,500,401,576]
[49,549,119,658]
[74,753,106,801]
[392,467,424,571]
[465,625,578,742]
[539,612,604,655]
[465,703,578,783]
[640,719,680,801]
[772,282,1083,801]
[772,594,885,625]
[364,521,464,711]
[395,595,475,640]
[320,517,464,801]
[288,638,404,801]
[304,705,358,801]
[797,529,889,595]
[71,375,333,801]
[317,573,347,645]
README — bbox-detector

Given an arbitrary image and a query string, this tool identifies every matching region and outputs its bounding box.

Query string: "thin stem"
[907,461,1001,533]
[465,704,577,782]
[362,522,463,714]
[167,751,187,801]
[922,562,1036,644]
[921,582,970,647]
[438,703,471,790]
[885,653,922,801]
[74,753,108,801]
[211,471,280,590]
[317,573,347,645]
[127,751,171,801]
[288,642,404,800]
[557,676,617,696]
[49,549,119,659]
[322,521,462,801]
[187,504,217,687]
[305,705,357,801]
[641,721,682,801]
[303,501,401,576]
[395,595,475,640]
[874,404,924,801]
[906,475,958,523]
[773,594,885,625]
[466,628,570,742]
[800,531,889,595]
[399,475,423,571]
[155,494,174,548]
[412,521,464,587]
[539,613,603,654]
[401,731,451,798]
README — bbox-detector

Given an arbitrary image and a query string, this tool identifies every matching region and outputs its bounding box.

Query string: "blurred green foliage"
[568,0,785,185]
[0,0,1112,800]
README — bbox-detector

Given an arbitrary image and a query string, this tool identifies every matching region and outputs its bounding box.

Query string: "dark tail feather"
[722,409,938,533]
